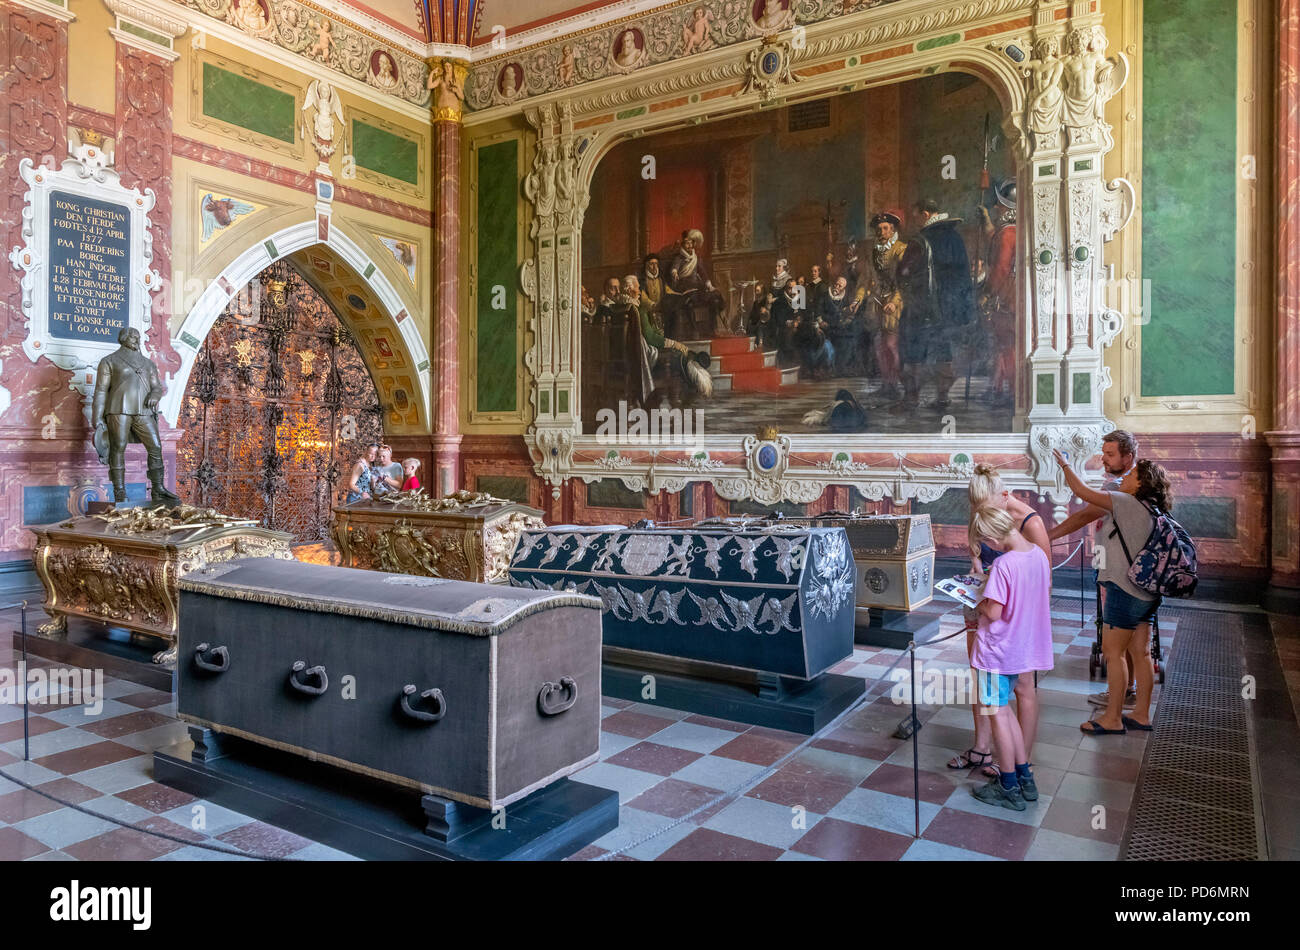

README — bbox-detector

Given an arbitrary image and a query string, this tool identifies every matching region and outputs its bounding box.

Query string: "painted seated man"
[823,277,860,376]
[667,228,726,338]
[594,276,623,322]
[639,252,677,315]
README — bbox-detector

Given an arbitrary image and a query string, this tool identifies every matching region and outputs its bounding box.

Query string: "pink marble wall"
[431,118,461,493]
[116,43,181,379]
[0,4,98,561]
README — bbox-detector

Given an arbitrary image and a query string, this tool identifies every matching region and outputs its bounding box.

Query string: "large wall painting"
[580,77,1016,438]
[518,9,1135,510]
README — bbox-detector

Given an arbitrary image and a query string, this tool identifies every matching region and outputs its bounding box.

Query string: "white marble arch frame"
[162,218,432,428]
[514,1,1133,510]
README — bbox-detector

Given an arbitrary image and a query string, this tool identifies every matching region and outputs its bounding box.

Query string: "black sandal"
[948,747,994,770]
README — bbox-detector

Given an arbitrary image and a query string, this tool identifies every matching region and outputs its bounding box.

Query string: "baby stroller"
[1087,581,1165,684]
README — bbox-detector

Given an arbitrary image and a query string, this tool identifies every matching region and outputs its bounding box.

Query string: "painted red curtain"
[644,165,710,254]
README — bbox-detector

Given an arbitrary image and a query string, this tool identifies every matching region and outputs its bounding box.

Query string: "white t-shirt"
[1098,491,1156,601]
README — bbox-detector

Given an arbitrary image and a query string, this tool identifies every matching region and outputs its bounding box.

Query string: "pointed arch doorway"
[176,260,386,542]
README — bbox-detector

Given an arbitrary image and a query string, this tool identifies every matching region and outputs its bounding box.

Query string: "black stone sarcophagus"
[175,558,603,811]
[507,524,856,680]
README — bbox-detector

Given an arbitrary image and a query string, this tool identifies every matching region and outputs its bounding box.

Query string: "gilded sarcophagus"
[332,490,545,584]
[29,506,294,664]
[507,524,856,680]
[812,513,936,615]
[176,558,602,810]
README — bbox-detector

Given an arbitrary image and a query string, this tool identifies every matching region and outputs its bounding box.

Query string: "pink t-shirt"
[972,547,1053,675]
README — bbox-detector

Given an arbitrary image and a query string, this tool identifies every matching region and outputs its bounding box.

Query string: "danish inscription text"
[48,191,131,342]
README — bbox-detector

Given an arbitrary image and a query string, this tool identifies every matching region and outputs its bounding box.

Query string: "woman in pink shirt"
[967,503,1054,811]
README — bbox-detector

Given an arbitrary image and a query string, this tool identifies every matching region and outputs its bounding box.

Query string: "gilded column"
[1265,0,1300,609]
[429,59,467,495]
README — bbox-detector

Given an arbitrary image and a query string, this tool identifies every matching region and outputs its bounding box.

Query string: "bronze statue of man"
[92,326,180,506]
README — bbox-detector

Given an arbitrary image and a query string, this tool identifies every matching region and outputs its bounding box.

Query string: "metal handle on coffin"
[289,660,329,696]
[193,642,230,673]
[537,676,578,716]
[400,684,446,723]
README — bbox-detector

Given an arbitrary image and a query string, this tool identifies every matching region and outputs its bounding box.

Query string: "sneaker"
[1018,774,1039,802]
[972,777,1027,812]
[1087,689,1137,709]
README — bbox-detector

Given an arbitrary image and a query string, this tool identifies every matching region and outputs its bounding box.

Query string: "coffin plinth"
[332,490,545,583]
[29,506,294,667]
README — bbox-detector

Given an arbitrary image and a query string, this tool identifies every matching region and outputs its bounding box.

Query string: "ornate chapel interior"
[0,0,1297,871]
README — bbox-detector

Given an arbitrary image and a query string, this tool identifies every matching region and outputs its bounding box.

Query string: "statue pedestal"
[29,507,294,668]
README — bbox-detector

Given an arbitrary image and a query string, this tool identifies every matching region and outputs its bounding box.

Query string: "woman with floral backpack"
[1053,449,1178,736]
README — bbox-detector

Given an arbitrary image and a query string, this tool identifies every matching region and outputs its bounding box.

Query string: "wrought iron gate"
[177,262,385,542]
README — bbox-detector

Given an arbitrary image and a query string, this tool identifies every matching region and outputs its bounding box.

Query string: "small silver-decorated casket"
[813,513,936,616]
[177,558,602,810]
[507,524,856,679]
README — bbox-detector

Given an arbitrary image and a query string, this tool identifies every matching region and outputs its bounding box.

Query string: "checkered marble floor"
[0,600,1171,862]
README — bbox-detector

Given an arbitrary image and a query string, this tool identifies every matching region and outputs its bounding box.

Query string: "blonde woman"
[965,502,1053,810]
[948,464,1053,776]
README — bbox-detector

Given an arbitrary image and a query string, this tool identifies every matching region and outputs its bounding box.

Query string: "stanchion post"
[19,601,29,762]
[909,640,919,838]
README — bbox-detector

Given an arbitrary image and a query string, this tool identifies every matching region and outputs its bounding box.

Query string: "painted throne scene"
[581,77,1018,435]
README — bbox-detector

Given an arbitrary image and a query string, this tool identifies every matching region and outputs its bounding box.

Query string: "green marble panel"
[1174,497,1237,540]
[475,475,530,504]
[587,479,648,510]
[201,63,296,143]
[475,140,519,413]
[1035,373,1055,406]
[352,120,419,185]
[1140,0,1236,396]
[1072,372,1091,404]
[916,33,961,51]
[913,489,970,527]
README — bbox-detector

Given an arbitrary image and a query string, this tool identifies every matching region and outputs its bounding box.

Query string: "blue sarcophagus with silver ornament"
[507,524,856,679]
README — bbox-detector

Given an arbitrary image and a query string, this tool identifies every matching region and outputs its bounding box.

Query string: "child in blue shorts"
[968,503,1054,811]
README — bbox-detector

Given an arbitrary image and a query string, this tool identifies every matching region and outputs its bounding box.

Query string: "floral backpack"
[1111,502,1199,598]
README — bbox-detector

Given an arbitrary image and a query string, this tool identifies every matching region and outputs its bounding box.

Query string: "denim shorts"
[975,670,1018,707]
[1100,581,1160,629]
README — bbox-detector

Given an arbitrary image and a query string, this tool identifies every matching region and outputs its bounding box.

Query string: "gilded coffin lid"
[32,513,293,551]
[333,490,543,528]
[178,558,599,636]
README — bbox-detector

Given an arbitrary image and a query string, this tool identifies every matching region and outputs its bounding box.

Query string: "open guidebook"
[934,573,987,610]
